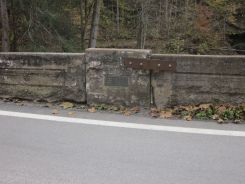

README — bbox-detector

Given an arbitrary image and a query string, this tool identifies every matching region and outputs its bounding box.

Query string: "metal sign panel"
[123,58,176,72]
[104,75,129,87]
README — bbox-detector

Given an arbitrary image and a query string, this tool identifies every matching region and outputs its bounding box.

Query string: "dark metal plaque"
[104,75,129,87]
[123,58,176,72]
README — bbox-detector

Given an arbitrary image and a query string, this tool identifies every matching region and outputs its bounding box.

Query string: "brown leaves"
[152,103,245,124]
[212,114,219,120]
[216,105,227,115]
[87,105,140,116]
[88,107,96,113]
[68,112,76,116]
[45,103,53,108]
[199,103,212,110]
[60,102,74,109]
[2,96,243,125]
[149,108,160,118]
[217,119,224,124]
[184,115,192,121]
[52,109,59,115]
[149,108,173,119]
[160,110,173,119]
[123,107,140,116]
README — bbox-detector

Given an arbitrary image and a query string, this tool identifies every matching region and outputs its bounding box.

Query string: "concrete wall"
[0,50,244,108]
[0,53,86,102]
[151,54,245,108]
[86,48,151,106]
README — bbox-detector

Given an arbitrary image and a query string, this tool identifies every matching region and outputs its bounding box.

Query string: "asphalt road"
[0,103,245,184]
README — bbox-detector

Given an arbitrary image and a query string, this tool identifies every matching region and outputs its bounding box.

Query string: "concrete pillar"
[86,48,151,107]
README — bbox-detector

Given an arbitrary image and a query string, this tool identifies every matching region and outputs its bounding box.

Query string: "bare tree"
[116,0,120,35]
[89,0,101,48]
[137,1,147,49]
[0,0,10,52]
[81,0,94,50]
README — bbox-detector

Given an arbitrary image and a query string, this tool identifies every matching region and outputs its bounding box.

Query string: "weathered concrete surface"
[151,54,245,108]
[86,48,151,106]
[0,51,244,108]
[0,53,86,102]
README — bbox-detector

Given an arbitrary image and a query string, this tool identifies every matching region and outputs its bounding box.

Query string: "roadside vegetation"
[150,103,245,124]
[57,103,245,124]
[1,98,244,124]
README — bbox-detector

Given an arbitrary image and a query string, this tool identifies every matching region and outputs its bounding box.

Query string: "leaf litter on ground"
[150,103,245,124]
[60,102,74,109]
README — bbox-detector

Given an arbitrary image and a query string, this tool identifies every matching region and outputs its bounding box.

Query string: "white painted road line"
[0,110,245,137]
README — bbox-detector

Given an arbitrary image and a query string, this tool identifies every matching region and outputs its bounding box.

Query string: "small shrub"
[195,111,208,120]
[222,110,235,120]
[181,111,190,117]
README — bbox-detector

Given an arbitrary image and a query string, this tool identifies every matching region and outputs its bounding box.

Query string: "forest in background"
[0,0,244,54]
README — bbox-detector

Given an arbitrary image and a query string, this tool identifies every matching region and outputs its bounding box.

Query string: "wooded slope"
[0,0,244,54]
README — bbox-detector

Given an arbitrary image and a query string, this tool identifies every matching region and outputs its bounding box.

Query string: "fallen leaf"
[150,112,159,118]
[68,112,75,116]
[150,108,160,118]
[52,109,59,115]
[122,107,140,116]
[60,102,74,109]
[88,107,96,113]
[160,110,173,119]
[119,105,126,112]
[199,104,212,110]
[217,118,224,124]
[216,105,227,114]
[46,103,53,108]
[130,106,140,113]
[184,115,192,121]
[180,105,193,111]
[150,108,160,113]
[233,119,241,124]
[212,114,219,120]
[109,106,120,111]
[124,110,132,116]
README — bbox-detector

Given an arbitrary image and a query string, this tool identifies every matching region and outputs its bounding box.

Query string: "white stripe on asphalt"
[0,110,245,137]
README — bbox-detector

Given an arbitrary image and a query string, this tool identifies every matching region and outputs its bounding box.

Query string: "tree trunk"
[137,2,146,49]
[116,0,120,35]
[81,0,94,50]
[89,0,101,48]
[165,0,169,38]
[0,0,10,52]
[10,0,17,51]
[80,0,86,50]
[158,0,162,32]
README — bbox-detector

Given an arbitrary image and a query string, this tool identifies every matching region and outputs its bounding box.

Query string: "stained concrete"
[0,51,244,108]
[0,52,86,102]
[151,54,245,108]
[86,48,151,106]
